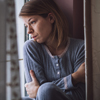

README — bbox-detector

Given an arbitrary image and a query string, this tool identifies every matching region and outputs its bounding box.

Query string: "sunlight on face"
[21,14,55,44]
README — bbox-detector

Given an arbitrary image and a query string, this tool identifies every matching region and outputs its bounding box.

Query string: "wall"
[73,0,84,39]
[54,0,84,39]
[91,0,100,99]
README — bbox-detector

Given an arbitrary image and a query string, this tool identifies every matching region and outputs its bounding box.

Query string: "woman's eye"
[31,21,35,24]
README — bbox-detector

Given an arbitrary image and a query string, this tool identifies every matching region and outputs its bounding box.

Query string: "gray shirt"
[23,38,85,100]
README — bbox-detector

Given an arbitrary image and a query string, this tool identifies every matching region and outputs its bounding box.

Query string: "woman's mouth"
[32,35,38,39]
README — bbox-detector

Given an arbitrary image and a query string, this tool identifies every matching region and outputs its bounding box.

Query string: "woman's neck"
[45,39,67,55]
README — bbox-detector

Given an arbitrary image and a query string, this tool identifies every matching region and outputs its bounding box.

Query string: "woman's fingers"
[25,83,28,87]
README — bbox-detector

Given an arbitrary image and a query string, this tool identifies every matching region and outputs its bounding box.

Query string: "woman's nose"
[27,25,33,34]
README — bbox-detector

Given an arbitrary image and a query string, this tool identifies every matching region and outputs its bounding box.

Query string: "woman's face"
[22,14,55,44]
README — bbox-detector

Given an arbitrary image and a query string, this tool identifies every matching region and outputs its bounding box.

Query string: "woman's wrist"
[72,71,80,86]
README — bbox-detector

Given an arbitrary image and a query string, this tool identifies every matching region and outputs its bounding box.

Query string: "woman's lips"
[32,35,37,39]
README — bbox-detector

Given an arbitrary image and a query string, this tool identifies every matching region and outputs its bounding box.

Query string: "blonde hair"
[19,0,69,48]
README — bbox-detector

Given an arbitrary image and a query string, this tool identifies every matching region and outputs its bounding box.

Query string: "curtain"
[0,0,6,99]
[0,0,21,100]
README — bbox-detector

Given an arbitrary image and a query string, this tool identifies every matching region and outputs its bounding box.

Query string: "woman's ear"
[48,13,55,23]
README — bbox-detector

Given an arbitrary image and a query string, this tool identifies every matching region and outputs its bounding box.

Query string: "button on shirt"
[57,71,60,74]
[56,64,59,66]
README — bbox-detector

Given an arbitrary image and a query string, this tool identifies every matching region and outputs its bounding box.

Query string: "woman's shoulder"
[68,37,84,52]
[66,38,85,59]
[69,38,84,47]
[70,38,84,44]
[23,39,42,51]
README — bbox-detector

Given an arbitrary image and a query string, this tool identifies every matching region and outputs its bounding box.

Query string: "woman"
[19,0,85,100]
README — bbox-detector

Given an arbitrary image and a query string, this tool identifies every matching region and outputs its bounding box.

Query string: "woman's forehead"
[21,15,39,22]
[21,15,38,19]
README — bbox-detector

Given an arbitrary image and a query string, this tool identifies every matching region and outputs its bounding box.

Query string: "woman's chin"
[34,39,43,44]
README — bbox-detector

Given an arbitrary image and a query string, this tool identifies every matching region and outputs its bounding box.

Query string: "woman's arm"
[25,70,40,98]
[72,62,85,86]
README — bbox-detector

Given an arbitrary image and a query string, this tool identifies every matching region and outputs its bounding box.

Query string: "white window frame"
[15,0,25,97]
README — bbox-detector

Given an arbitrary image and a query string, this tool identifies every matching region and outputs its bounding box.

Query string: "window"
[15,0,32,97]
[15,0,25,97]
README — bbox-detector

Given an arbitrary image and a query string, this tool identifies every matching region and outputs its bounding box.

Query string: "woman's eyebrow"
[28,17,35,22]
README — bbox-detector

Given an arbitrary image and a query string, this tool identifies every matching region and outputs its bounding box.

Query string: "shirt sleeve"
[65,40,85,90]
[23,40,47,84]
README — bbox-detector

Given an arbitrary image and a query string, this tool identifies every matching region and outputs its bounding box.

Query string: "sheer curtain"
[0,0,21,100]
[0,0,6,99]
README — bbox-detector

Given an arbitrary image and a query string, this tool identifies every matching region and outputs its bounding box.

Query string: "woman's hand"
[25,70,40,98]
[72,62,85,85]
